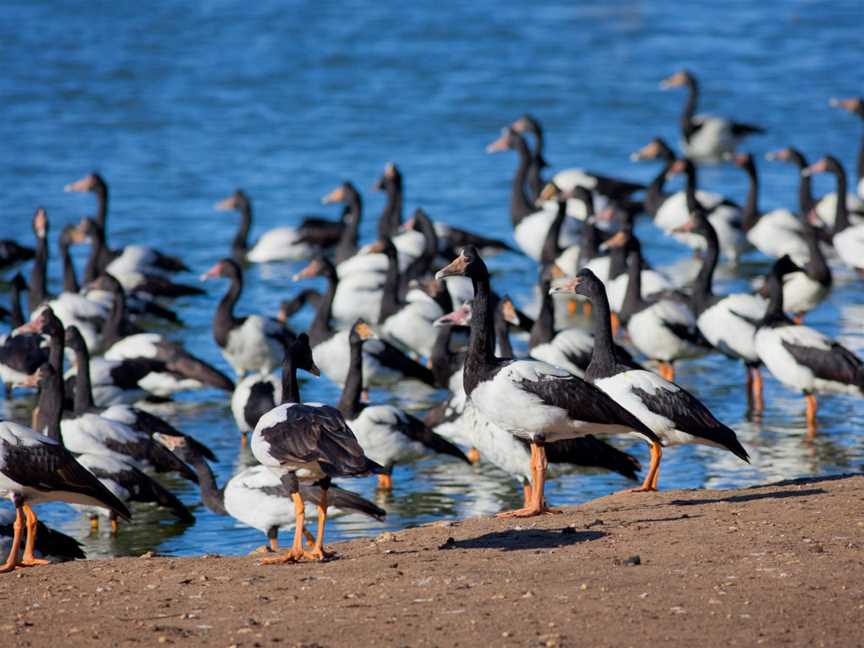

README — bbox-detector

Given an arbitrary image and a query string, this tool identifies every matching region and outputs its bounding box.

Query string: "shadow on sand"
[449,528,604,551]
[670,487,826,507]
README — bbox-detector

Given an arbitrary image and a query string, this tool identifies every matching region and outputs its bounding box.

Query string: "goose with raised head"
[755,257,864,435]
[435,246,658,517]
[202,258,295,376]
[156,434,385,555]
[337,320,469,490]
[660,70,763,162]
[803,156,864,274]
[486,127,581,261]
[293,256,436,389]
[251,334,383,563]
[730,153,808,259]
[64,172,190,275]
[675,202,767,413]
[552,269,749,492]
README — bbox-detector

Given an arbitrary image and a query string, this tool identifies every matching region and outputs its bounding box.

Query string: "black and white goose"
[251,334,383,562]
[755,257,864,434]
[216,189,346,263]
[614,237,709,381]
[677,202,768,413]
[552,269,749,491]
[435,246,658,517]
[29,363,193,533]
[202,258,295,376]
[802,156,864,274]
[0,384,130,572]
[486,127,581,261]
[64,172,191,276]
[337,319,469,490]
[293,256,436,389]
[660,70,763,162]
[156,434,385,555]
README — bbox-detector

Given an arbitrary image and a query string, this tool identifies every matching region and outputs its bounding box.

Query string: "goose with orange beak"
[435,246,657,516]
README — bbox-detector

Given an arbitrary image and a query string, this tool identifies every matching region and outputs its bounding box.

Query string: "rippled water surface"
[1,2,863,557]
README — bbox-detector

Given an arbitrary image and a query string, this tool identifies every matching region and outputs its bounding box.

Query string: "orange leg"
[241,432,248,449]
[0,506,23,573]
[466,447,481,465]
[269,536,279,552]
[566,300,579,317]
[110,515,119,535]
[522,481,533,508]
[304,489,334,561]
[20,505,49,567]
[89,516,99,532]
[751,367,764,415]
[745,367,754,412]
[631,442,662,493]
[658,361,675,382]
[792,314,804,325]
[261,492,305,564]
[497,443,561,517]
[377,473,394,491]
[610,312,620,338]
[582,301,592,318]
[805,393,818,440]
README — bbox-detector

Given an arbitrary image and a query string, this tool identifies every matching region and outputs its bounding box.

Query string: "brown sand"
[1,474,862,647]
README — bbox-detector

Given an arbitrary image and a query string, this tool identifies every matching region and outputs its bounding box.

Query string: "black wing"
[153,340,235,391]
[392,412,470,464]
[128,409,217,462]
[631,385,749,461]
[299,483,386,520]
[583,172,645,200]
[0,333,48,374]
[730,121,764,137]
[89,462,194,522]
[0,435,130,519]
[782,340,864,388]
[524,435,640,480]
[660,319,711,348]
[371,341,437,386]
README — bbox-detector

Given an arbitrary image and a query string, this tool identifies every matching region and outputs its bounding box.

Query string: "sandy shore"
[1,474,862,647]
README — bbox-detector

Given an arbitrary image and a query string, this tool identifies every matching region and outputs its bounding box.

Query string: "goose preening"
[0,239,34,273]
[731,153,808,260]
[231,372,281,447]
[755,258,864,434]
[216,189,346,263]
[802,156,864,274]
[202,258,295,376]
[250,334,383,562]
[510,114,645,205]
[552,269,749,492]
[64,173,190,276]
[337,319,469,490]
[486,127,581,261]
[155,434,385,554]
[435,246,658,517]
[0,384,131,572]
[293,256,436,389]
[660,70,763,162]
[675,201,767,413]
[0,507,85,563]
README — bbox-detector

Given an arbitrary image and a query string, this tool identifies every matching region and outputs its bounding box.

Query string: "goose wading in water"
[155,433,385,555]
[336,319,469,490]
[202,258,295,376]
[660,70,764,162]
[251,334,383,562]
[754,257,864,436]
[551,269,749,492]
[435,246,658,517]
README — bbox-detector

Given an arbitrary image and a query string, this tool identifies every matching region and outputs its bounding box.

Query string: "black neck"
[830,165,850,234]
[681,77,699,138]
[762,274,791,326]
[462,269,497,396]
[493,305,514,358]
[399,214,438,296]
[378,247,401,323]
[691,214,719,312]
[378,179,403,240]
[509,135,535,224]
[83,224,107,283]
[796,158,815,215]
[529,279,555,348]
[539,201,566,265]
[193,457,228,516]
[214,272,243,348]
[585,283,620,379]
[619,250,646,323]
[526,127,546,201]
[741,161,760,231]
[429,325,456,388]
[59,240,80,294]
[9,280,25,328]
[308,266,337,345]
[94,183,108,230]
[47,326,64,376]
[27,234,48,314]
[72,343,96,413]
[233,201,252,258]
[801,220,832,285]
[35,372,64,440]
[645,157,674,217]
[608,236,630,280]
[337,337,364,418]
[334,193,362,264]
[281,354,301,405]
[100,288,127,350]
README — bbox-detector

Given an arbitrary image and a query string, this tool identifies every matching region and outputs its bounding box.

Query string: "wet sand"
[1,474,862,647]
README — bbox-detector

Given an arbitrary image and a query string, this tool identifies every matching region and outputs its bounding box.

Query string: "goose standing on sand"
[155,434,385,554]
[202,258,295,376]
[337,320,469,490]
[486,127,581,261]
[660,70,763,162]
[251,334,383,563]
[803,156,864,274]
[676,203,767,413]
[293,256,436,389]
[731,153,808,259]
[29,362,193,533]
[0,375,131,572]
[511,114,645,204]
[435,246,658,517]
[552,269,749,492]
[216,189,346,263]
[64,173,190,276]
[755,257,864,435]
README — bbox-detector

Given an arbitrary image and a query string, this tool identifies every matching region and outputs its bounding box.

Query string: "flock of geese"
[1,74,863,569]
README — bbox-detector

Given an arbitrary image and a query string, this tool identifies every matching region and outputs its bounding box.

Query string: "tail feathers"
[131,472,195,522]
[398,413,471,464]
[731,121,765,137]
[539,436,642,481]
[300,484,386,521]
[165,348,235,392]
[152,253,191,274]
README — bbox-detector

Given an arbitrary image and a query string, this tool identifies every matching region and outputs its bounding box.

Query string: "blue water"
[1,2,863,558]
